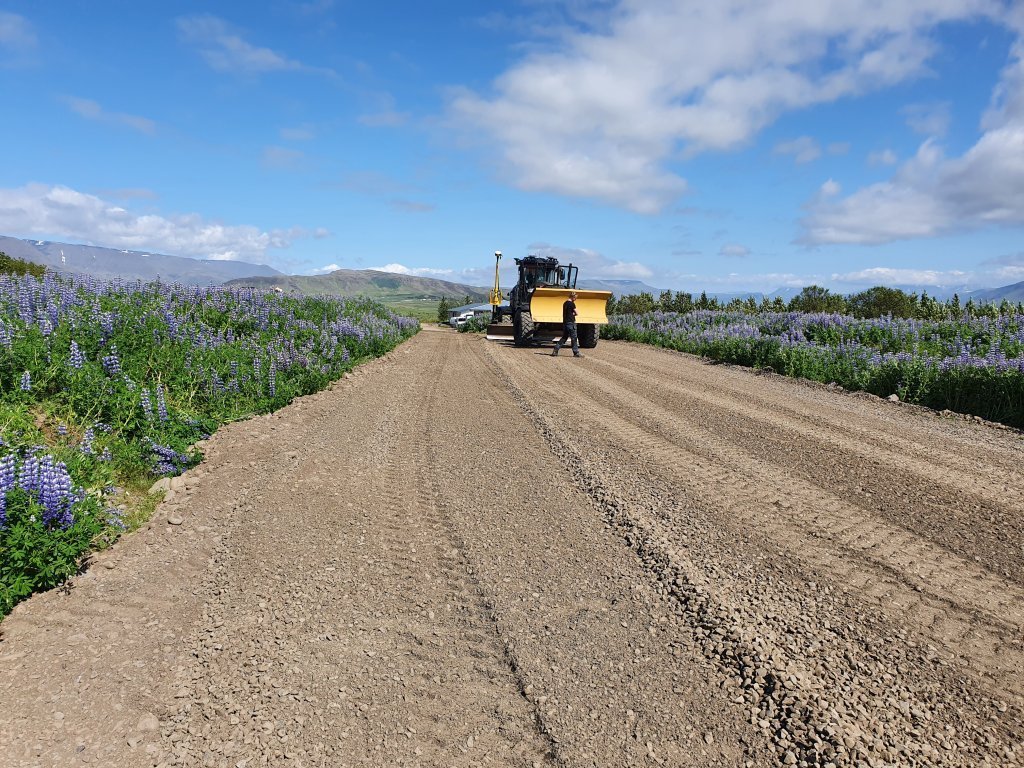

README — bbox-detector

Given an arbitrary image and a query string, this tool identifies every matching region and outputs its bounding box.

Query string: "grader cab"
[486,253,611,348]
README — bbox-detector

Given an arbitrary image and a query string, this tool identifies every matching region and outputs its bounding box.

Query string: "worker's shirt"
[562,299,577,325]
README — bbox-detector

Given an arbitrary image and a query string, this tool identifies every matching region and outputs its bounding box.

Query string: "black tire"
[513,310,534,347]
[578,323,598,348]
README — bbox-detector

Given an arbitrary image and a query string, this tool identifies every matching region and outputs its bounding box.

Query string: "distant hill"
[225,269,489,302]
[577,278,667,296]
[0,236,282,284]
[973,280,1024,302]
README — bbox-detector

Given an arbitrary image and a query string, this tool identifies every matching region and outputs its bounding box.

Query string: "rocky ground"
[0,325,1021,767]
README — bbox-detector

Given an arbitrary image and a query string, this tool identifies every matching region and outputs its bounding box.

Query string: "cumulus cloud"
[802,39,1024,245]
[671,271,815,291]
[527,243,654,280]
[868,148,899,166]
[0,183,314,263]
[451,1,1008,214]
[0,11,35,51]
[774,136,821,164]
[901,101,952,136]
[62,96,156,135]
[310,263,341,274]
[830,267,971,286]
[372,263,480,281]
[177,15,334,76]
[719,243,751,258]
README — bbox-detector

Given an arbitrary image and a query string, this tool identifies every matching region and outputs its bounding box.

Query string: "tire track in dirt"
[517,351,1024,682]
[435,333,770,767]
[159,336,553,768]
[482,337,1023,767]
[589,350,1024,582]
[607,343,1024,485]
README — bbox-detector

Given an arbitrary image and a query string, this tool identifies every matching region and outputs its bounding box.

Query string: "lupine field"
[0,269,418,616]
[602,309,1024,428]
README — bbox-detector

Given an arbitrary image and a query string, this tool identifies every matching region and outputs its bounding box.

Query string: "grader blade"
[485,323,515,341]
[529,288,611,324]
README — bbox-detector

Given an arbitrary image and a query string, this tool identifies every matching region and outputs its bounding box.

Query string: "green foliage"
[788,285,847,314]
[847,286,917,318]
[0,480,109,617]
[0,252,45,279]
[437,296,451,323]
[602,309,1024,429]
[0,274,418,617]
[609,283,1024,320]
[457,314,491,333]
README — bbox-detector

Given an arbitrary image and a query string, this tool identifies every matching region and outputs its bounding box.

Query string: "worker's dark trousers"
[554,322,580,355]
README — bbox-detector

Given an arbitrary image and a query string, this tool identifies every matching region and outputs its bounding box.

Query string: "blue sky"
[1,1,1023,293]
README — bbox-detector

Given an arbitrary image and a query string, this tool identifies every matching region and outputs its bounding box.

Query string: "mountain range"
[1,235,1022,304]
[0,236,281,284]
[225,270,488,302]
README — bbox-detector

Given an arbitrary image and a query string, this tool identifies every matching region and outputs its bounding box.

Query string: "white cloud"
[451,1,1009,214]
[0,11,35,51]
[868,148,899,166]
[527,243,654,279]
[830,267,971,286]
[310,263,341,274]
[62,96,156,135]
[803,39,1024,244]
[177,15,334,76]
[774,136,821,164]
[803,33,1024,244]
[671,271,816,291]
[719,243,751,257]
[902,100,952,136]
[0,183,314,263]
[373,263,463,279]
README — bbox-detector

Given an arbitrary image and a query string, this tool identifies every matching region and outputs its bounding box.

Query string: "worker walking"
[551,291,584,358]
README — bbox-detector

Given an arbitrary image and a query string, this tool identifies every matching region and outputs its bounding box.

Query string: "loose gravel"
[0,326,1021,768]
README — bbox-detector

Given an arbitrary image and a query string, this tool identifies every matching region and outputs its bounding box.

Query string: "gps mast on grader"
[485,251,612,348]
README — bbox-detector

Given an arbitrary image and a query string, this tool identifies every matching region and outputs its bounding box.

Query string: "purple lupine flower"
[107,507,127,531]
[140,388,153,421]
[156,386,168,421]
[57,424,68,436]
[0,453,16,527]
[149,440,190,475]
[16,455,78,529]
[80,427,95,456]
[69,340,85,369]
[19,370,31,391]
[101,344,121,376]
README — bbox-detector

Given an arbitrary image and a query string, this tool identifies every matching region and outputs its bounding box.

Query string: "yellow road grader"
[485,251,612,348]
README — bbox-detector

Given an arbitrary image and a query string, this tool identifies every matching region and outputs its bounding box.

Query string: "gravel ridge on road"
[0,326,1021,767]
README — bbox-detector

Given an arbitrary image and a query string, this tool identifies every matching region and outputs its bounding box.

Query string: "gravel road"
[1,326,1021,767]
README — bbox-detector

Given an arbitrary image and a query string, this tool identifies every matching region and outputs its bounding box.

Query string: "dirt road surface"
[1,326,1022,767]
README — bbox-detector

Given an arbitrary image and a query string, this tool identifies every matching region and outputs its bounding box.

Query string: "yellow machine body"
[529,288,611,325]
